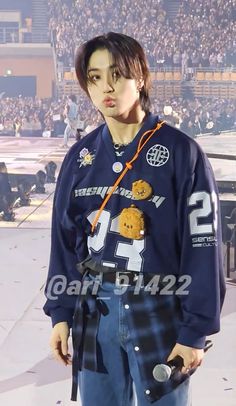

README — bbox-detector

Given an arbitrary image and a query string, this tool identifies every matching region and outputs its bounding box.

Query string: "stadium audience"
[48,0,236,69]
[0,95,235,138]
[0,0,235,138]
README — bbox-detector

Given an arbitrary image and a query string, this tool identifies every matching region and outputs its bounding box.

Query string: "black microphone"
[152,340,213,382]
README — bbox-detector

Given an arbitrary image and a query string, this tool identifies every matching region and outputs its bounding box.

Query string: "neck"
[105,107,147,145]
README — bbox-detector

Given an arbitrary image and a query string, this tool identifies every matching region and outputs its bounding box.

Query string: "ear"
[137,77,144,91]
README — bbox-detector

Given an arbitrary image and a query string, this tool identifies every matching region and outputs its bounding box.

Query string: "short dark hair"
[75,32,151,114]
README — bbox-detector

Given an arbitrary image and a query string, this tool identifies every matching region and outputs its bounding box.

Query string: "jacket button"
[124,304,129,309]
[145,389,151,395]
[134,346,140,351]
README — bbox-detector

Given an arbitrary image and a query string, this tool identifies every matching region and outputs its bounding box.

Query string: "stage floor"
[0,130,235,180]
[0,135,71,175]
[197,131,236,182]
[0,133,236,405]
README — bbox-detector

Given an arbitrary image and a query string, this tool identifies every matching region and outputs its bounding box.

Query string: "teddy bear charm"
[118,204,145,240]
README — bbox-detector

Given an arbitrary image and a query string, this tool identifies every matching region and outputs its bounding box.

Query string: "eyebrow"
[87,64,117,73]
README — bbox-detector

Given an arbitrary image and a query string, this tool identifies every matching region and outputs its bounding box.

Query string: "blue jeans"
[78,279,192,406]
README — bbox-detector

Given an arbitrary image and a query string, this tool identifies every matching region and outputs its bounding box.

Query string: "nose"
[102,74,114,93]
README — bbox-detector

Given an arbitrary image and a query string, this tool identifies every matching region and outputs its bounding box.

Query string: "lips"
[103,97,115,107]
[103,97,115,102]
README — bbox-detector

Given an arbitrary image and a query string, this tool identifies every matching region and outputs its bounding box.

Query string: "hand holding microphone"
[152,340,213,382]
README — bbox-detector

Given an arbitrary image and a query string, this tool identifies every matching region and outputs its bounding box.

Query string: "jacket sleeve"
[176,143,226,349]
[42,152,84,328]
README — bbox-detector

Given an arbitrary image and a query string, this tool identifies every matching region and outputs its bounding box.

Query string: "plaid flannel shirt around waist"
[70,266,193,403]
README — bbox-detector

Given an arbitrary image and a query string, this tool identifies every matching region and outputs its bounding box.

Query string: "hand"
[50,321,72,366]
[167,343,204,374]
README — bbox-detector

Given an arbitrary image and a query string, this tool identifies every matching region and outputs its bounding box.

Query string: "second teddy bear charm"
[118,204,145,240]
[132,179,153,200]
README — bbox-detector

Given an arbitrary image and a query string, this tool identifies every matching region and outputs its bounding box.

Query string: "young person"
[63,94,79,147]
[43,32,226,405]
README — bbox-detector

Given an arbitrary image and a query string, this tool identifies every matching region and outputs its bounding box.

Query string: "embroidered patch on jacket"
[77,148,95,167]
[146,144,169,167]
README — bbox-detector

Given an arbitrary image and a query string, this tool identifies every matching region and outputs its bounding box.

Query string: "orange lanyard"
[91,120,165,234]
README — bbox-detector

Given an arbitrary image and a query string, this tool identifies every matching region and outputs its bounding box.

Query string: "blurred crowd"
[0,95,235,138]
[0,95,99,137]
[48,0,236,69]
[152,97,236,137]
[1,0,235,139]
[0,97,60,137]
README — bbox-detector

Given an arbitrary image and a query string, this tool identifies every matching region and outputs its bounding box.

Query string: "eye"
[112,70,121,81]
[88,74,100,83]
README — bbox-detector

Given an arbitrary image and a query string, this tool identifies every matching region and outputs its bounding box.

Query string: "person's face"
[86,48,143,119]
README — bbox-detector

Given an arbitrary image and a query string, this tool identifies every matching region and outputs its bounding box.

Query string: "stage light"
[17,178,32,206]
[35,170,46,193]
[0,194,15,221]
[0,163,11,195]
[0,162,16,221]
[45,161,57,183]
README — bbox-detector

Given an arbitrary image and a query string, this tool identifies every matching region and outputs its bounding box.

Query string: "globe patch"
[146,144,169,167]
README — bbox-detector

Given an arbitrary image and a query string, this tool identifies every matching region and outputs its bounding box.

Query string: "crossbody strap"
[91,120,165,233]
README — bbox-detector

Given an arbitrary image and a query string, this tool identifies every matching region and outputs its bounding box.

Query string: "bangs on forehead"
[104,43,140,79]
[105,42,143,80]
[87,44,142,80]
